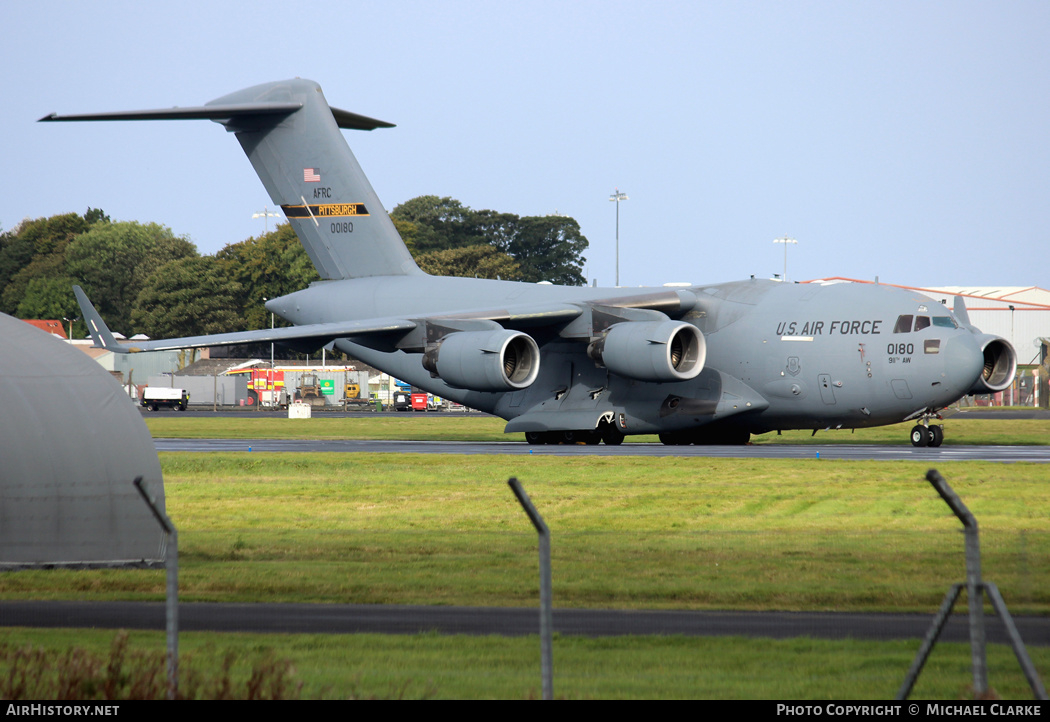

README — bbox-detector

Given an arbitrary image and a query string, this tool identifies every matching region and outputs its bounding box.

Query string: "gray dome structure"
[0,313,166,568]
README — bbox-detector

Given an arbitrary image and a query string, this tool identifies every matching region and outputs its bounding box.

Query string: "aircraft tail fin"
[43,79,422,281]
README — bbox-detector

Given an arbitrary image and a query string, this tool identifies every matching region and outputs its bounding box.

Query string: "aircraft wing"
[97,319,418,354]
[73,285,416,354]
[73,285,588,356]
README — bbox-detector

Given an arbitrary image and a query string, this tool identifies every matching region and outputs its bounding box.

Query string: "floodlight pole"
[609,189,628,286]
[252,206,281,234]
[263,299,275,409]
[1009,305,1016,406]
[508,477,553,700]
[133,477,178,700]
[62,312,76,342]
[773,236,797,282]
[270,311,275,408]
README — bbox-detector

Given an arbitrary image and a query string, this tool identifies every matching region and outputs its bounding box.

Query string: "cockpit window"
[932,316,958,329]
[914,316,931,332]
[893,315,913,334]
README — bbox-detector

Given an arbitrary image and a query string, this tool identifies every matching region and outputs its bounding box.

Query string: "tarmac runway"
[143,408,1050,421]
[2,601,1047,646]
[154,438,1050,462]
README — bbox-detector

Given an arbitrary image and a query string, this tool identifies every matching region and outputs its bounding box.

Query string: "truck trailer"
[141,387,189,411]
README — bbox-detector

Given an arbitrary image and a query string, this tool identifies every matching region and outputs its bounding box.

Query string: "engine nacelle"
[588,321,705,382]
[967,334,1017,394]
[422,329,540,392]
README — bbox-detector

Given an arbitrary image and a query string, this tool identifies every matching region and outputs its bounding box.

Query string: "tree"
[502,215,588,285]
[131,256,242,339]
[1,209,112,318]
[0,212,93,313]
[415,244,520,280]
[390,196,477,253]
[3,253,70,316]
[215,223,320,330]
[83,207,110,225]
[15,276,82,335]
[391,196,590,285]
[391,218,421,254]
[65,221,197,334]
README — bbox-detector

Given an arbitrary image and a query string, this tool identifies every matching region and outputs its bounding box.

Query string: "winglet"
[953,295,974,330]
[73,285,132,353]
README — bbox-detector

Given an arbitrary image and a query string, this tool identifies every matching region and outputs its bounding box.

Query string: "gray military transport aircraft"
[47,78,1016,447]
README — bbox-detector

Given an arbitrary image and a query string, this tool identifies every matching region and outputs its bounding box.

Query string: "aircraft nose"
[941,333,983,395]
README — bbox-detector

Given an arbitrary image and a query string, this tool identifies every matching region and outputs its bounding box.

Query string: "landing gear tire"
[600,424,624,446]
[717,428,751,446]
[659,432,689,446]
[525,431,547,445]
[910,425,929,447]
[928,425,944,448]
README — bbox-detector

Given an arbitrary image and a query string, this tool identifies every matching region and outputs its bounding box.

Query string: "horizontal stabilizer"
[39,103,302,124]
[40,103,393,131]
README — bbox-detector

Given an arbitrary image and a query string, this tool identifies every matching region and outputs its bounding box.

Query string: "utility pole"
[609,189,629,286]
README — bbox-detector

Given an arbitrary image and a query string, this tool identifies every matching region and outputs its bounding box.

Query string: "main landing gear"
[909,421,944,448]
[525,420,625,446]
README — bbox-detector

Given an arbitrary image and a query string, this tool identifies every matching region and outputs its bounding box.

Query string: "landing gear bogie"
[600,424,624,446]
[909,421,944,448]
[526,421,624,446]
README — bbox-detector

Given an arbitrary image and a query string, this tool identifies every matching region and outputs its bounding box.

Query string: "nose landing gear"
[909,418,944,447]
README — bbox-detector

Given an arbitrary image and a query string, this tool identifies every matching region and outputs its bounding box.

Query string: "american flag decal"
[303,168,321,182]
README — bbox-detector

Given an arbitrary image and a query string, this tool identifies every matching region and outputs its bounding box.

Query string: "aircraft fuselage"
[268,275,985,438]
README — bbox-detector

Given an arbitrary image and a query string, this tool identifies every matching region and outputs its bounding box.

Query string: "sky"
[2,1,1048,290]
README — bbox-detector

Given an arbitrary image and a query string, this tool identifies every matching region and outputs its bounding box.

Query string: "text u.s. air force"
[776,320,883,336]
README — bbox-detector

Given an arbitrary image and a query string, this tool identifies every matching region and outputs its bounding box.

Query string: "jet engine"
[422,329,540,392]
[588,321,705,382]
[966,334,1017,394]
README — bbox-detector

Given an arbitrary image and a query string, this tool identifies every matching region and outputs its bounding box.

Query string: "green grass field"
[143,413,1050,445]
[1,627,1047,699]
[4,416,1049,698]
[3,455,1048,613]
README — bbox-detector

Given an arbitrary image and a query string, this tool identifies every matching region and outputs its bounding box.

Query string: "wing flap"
[426,303,584,329]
